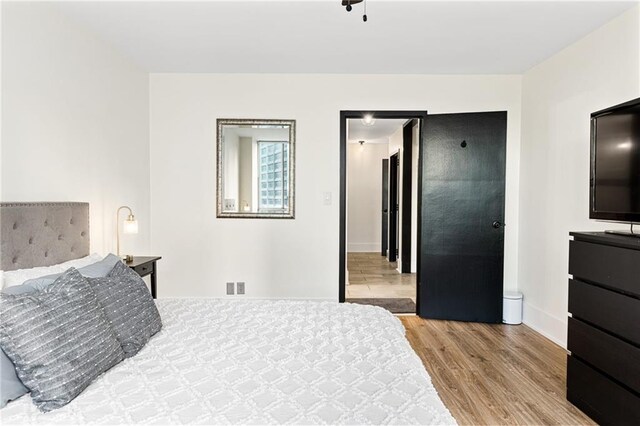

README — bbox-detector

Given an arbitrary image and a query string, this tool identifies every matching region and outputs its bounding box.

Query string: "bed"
[0,202,456,425]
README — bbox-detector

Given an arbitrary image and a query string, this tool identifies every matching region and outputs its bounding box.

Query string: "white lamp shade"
[123,219,139,234]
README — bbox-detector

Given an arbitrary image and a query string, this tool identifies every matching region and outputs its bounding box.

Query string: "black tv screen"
[590,97,640,223]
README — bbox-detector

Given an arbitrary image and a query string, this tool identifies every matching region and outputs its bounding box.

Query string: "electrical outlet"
[226,282,235,295]
[237,282,245,295]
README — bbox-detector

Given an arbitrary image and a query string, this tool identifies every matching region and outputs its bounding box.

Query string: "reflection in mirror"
[217,119,295,218]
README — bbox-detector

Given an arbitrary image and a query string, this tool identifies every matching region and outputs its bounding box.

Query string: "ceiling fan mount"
[342,0,364,13]
[342,0,367,21]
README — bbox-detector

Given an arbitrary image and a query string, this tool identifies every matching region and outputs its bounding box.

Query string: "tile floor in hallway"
[346,252,416,302]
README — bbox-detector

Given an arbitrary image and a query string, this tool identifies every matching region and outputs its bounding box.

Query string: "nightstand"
[126,256,162,299]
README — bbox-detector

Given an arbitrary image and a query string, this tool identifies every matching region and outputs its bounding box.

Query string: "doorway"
[340,111,426,314]
[340,110,508,323]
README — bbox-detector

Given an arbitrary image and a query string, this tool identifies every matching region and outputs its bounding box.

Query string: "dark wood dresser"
[567,232,640,425]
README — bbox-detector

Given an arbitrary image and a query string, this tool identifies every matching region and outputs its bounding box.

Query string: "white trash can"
[503,291,523,325]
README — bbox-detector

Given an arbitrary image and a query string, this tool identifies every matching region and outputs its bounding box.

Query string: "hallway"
[346,252,416,302]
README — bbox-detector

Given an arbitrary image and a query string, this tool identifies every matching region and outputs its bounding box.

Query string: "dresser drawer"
[568,317,640,393]
[569,279,640,344]
[567,356,640,426]
[569,240,640,297]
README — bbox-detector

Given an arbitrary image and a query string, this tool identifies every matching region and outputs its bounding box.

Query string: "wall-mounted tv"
[590,97,640,224]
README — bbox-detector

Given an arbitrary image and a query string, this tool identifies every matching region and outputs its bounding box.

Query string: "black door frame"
[381,158,389,257]
[339,110,428,304]
[388,152,399,263]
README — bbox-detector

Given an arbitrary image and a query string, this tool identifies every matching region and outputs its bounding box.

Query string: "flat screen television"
[590,97,640,226]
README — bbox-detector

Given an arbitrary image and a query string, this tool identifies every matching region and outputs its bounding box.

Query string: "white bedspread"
[1,299,456,425]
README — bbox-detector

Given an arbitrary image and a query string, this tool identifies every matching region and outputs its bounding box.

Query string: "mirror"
[217,119,295,218]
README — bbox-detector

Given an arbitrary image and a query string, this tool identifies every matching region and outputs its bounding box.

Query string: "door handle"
[383,209,388,213]
[492,221,503,229]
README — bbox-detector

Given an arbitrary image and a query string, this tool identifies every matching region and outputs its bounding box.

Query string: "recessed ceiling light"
[361,114,375,126]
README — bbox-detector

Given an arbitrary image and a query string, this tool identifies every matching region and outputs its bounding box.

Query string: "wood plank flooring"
[401,316,594,425]
[347,252,416,302]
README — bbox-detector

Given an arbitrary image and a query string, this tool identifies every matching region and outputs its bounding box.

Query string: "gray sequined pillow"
[0,268,124,412]
[88,261,162,357]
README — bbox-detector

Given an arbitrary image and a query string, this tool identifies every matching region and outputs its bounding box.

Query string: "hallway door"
[418,112,507,323]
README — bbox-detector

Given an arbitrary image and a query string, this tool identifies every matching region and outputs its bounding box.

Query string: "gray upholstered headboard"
[0,202,90,271]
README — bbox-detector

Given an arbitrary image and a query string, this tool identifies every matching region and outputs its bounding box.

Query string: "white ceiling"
[348,118,407,143]
[53,1,637,74]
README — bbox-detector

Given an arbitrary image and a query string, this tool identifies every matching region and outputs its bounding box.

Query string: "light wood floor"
[401,316,594,426]
[347,252,416,302]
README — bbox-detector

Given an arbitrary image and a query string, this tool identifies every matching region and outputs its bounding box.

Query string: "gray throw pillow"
[0,255,123,408]
[77,253,122,278]
[0,268,124,412]
[88,262,162,358]
[0,348,28,408]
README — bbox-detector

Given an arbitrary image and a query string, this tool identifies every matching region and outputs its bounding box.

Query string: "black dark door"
[401,121,414,273]
[381,159,389,257]
[389,153,399,262]
[418,112,507,323]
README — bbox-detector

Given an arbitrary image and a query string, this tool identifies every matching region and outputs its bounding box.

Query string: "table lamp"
[116,205,138,263]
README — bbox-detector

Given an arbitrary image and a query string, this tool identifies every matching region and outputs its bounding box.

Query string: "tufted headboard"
[0,202,90,271]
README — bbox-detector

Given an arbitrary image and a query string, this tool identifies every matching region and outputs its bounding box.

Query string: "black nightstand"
[126,256,161,299]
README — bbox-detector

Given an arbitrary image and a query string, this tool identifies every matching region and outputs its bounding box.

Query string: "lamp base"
[123,254,134,263]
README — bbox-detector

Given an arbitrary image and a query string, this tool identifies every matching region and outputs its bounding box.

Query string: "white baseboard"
[163,296,336,301]
[522,301,567,348]
[347,243,381,253]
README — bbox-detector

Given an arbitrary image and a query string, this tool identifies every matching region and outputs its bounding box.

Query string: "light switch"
[323,192,332,206]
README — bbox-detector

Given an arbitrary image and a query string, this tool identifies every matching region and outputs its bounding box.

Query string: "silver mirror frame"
[216,118,296,219]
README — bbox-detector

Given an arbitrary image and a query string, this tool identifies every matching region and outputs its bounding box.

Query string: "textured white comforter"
[1,299,456,425]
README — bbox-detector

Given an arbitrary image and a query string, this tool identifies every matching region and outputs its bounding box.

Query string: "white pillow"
[1,253,103,289]
[56,253,103,270]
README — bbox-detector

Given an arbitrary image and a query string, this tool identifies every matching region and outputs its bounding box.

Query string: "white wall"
[222,130,239,209]
[0,3,3,200]
[518,6,640,347]
[347,142,389,253]
[238,137,253,211]
[1,2,150,256]
[150,74,522,299]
